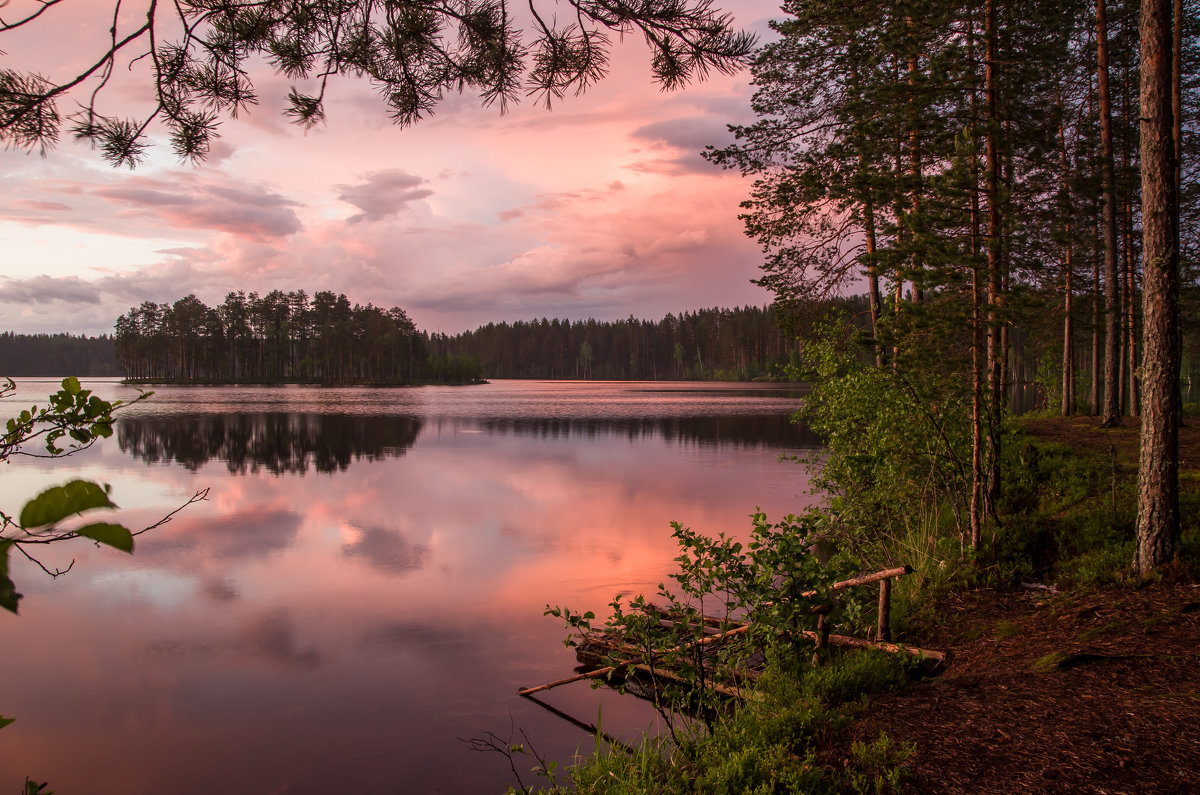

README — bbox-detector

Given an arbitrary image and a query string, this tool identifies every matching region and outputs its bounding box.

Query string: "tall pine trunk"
[985,0,1004,508]
[1098,0,1122,425]
[1060,121,1076,416]
[1133,0,1181,574]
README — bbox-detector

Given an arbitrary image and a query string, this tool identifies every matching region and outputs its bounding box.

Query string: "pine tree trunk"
[1092,216,1102,415]
[969,10,984,548]
[1133,0,1181,574]
[985,0,1004,509]
[1060,121,1075,416]
[1122,57,1141,416]
[1098,0,1122,425]
[908,20,924,304]
[851,53,884,368]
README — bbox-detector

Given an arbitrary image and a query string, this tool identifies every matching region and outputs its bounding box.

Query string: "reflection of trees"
[437,414,820,448]
[118,414,422,474]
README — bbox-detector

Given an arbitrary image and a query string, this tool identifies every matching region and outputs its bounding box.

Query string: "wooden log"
[832,565,913,590]
[799,565,914,598]
[643,602,739,629]
[797,630,949,668]
[518,666,616,696]
[518,622,752,696]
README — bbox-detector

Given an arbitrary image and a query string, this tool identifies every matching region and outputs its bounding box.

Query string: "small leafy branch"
[0,377,207,615]
[548,510,873,726]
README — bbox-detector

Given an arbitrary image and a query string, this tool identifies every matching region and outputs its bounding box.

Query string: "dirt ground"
[839,417,1200,794]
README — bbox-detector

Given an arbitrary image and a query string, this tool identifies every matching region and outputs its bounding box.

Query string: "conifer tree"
[0,0,754,165]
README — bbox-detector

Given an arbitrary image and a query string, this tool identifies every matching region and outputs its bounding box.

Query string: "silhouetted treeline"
[426,302,867,380]
[115,290,431,383]
[0,332,121,377]
[457,413,820,448]
[118,413,423,474]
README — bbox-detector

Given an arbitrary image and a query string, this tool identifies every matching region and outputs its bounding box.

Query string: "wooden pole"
[878,578,892,642]
[812,612,831,667]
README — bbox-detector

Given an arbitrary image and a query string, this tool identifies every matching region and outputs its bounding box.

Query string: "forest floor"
[840,416,1200,793]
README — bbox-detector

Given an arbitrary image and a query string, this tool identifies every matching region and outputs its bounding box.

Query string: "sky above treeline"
[1,0,784,337]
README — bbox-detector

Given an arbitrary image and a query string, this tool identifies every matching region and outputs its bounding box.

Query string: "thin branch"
[0,0,63,32]
[14,543,75,579]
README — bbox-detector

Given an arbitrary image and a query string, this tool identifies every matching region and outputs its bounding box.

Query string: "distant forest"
[426,303,829,380]
[0,332,120,377]
[1,293,853,383]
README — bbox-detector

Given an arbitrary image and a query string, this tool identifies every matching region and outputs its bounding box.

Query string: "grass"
[994,620,1019,640]
[1030,651,1067,672]
[1077,620,1128,641]
[520,652,915,794]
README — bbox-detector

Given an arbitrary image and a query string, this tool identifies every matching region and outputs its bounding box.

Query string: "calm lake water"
[0,379,821,794]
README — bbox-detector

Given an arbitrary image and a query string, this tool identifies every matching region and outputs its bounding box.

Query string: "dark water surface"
[0,379,820,794]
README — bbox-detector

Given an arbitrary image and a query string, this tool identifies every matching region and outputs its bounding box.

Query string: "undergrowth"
[515,651,915,794]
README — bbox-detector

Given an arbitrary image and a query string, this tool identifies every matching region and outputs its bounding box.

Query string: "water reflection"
[470,414,818,447]
[117,413,423,473]
[117,412,815,475]
[139,506,302,561]
[342,524,430,574]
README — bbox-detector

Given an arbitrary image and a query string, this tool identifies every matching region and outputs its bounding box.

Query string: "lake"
[0,379,821,794]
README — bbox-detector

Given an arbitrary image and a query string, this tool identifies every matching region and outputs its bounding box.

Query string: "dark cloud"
[342,525,429,574]
[337,169,434,223]
[0,274,101,304]
[96,187,192,206]
[631,117,732,151]
[93,177,303,240]
[628,117,733,175]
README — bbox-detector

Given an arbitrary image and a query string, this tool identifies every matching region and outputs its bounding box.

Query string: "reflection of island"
[430,414,820,448]
[118,414,423,474]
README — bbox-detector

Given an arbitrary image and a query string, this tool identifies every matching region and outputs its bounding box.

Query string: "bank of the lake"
[521,413,1200,794]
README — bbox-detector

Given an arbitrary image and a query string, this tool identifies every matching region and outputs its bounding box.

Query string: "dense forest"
[705,0,1200,421]
[111,290,429,383]
[702,0,1198,570]
[0,333,121,377]
[427,304,819,380]
[107,294,822,383]
[1,297,849,384]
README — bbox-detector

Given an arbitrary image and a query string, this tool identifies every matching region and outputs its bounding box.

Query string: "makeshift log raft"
[518,565,948,700]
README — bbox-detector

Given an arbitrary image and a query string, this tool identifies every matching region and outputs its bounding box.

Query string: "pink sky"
[0,0,783,336]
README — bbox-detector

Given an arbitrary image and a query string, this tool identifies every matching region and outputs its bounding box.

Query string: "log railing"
[517,563,945,697]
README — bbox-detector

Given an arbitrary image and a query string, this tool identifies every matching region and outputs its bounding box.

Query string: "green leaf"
[75,522,134,553]
[0,541,21,614]
[0,715,14,730]
[61,376,82,395]
[19,480,116,528]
